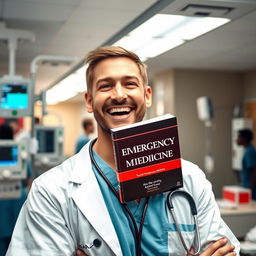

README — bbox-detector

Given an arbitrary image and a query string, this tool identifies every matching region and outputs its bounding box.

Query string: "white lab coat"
[6,142,240,256]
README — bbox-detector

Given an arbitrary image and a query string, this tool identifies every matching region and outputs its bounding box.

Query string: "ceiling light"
[164,16,230,40]
[114,14,230,61]
[136,38,184,59]
[130,15,187,39]
[46,14,230,105]
[46,65,87,105]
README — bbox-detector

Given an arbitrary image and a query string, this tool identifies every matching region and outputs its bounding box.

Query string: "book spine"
[111,132,120,185]
[111,132,125,202]
[111,132,121,172]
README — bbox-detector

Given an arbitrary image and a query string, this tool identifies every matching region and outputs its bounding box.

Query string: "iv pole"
[29,55,77,173]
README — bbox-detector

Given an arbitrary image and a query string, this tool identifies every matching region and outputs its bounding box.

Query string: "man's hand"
[76,249,88,256]
[75,238,236,256]
[188,238,236,256]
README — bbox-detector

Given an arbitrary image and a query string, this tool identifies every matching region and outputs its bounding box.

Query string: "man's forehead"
[93,57,142,82]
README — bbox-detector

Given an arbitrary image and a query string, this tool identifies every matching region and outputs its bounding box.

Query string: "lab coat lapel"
[71,142,122,256]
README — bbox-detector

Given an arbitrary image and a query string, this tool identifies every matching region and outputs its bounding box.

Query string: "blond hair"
[85,46,148,94]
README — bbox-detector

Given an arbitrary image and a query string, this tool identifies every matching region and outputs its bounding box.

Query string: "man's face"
[85,57,152,133]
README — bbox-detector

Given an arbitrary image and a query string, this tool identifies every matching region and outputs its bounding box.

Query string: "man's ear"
[84,92,93,113]
[145,86,152,108]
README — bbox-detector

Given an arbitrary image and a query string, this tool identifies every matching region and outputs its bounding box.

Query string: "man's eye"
[99,84,111,90]
[126,82,137,87]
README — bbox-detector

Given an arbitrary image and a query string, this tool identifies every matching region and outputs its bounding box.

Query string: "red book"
[111,114,183,203]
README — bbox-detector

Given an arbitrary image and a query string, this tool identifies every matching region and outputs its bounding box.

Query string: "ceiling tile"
[3,1,77,21]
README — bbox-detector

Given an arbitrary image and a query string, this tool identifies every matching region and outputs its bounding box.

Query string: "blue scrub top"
[75,135,90,154]
[0,162,32,239]
[241,144,256,187]
[92,151,195,256]
[241,144,256,199]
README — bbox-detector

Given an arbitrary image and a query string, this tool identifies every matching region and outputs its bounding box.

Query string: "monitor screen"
[0,145,18,166]
[37,129,55,153]
[1,84,28,109]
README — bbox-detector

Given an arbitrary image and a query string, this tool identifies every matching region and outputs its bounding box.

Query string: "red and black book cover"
[111,114,183,203]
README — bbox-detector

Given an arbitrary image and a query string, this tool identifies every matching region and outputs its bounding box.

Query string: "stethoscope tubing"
[89,139,149,256]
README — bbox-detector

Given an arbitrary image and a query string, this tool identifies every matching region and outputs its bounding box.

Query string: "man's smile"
[107,106,133,116]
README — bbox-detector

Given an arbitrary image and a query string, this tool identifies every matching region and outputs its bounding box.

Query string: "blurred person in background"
[5,117,40,154]
[0,124,32,255]
[5,117,40,142]
[237,128,256,200]
[4,119,20,136]
[75,118,95,153]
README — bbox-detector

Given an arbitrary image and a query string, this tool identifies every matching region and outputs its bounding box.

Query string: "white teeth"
[109,107,131,114]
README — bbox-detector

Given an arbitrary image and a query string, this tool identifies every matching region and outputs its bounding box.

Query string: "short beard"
[98,120,112,135]
[92,98,146,136]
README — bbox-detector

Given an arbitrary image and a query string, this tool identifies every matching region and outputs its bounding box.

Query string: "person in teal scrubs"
[237,129,256,200]
[75,118,95,153]
[0,124,32,256]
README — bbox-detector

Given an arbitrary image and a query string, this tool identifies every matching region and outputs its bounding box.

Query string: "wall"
[153,69,244,197]
[244,71,256,99]
[151,70,175,118]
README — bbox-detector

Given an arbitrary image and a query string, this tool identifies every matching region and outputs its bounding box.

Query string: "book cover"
[111,114,183,203]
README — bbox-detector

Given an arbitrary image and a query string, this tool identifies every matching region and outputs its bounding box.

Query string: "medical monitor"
[37,128,55,154]
[0,140,28,180]
[0,145,18,166]
[0,76,32,117]
[35,126,64,164]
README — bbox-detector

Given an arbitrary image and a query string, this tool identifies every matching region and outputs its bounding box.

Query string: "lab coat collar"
[70,141,123,256]
[69,142,92,184]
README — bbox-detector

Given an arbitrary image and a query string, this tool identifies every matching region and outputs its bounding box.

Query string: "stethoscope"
[167,190,201,255]
[89,139,201,256]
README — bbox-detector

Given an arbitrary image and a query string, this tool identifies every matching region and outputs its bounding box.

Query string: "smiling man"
[7,46,239,256]
[84,50,152,171]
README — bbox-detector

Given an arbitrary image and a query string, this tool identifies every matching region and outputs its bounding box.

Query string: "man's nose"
[111,84,127,101]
